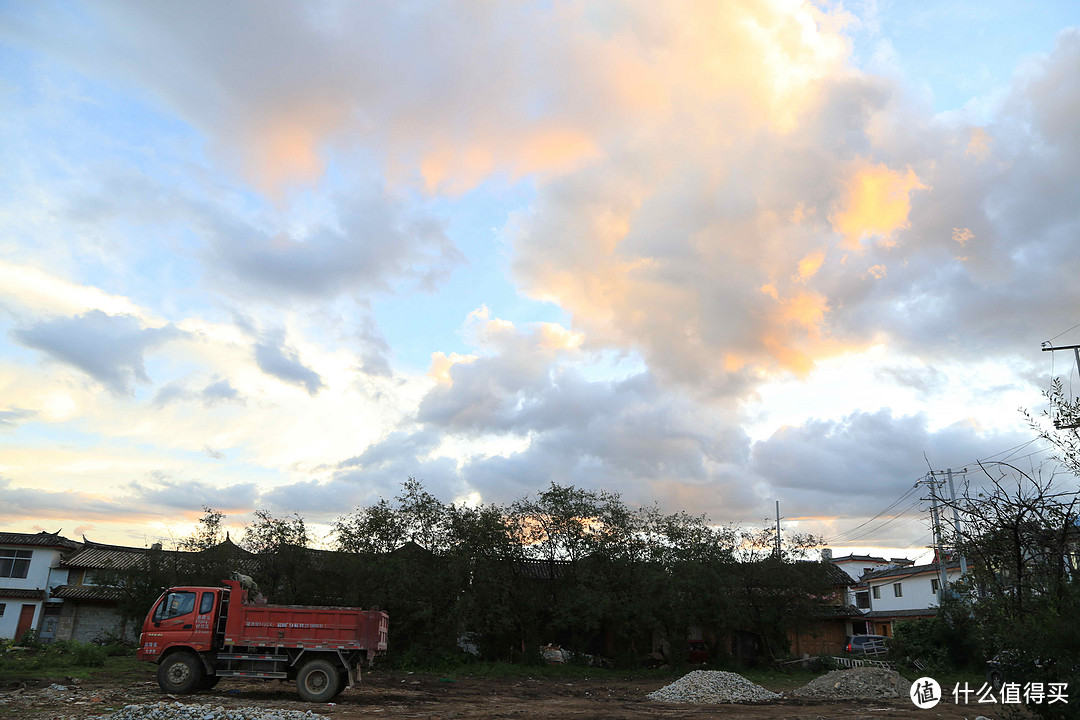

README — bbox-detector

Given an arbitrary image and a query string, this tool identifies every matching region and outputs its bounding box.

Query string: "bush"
[0,640,108,672]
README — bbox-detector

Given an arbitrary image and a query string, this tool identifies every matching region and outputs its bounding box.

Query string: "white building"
[849,560,964,637]
[827,552,914,583]
[0,531,80,640]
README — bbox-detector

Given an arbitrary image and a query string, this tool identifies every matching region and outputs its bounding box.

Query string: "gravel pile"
[89,703,330,720]
[647,670,781,704]
[788,667,911,700]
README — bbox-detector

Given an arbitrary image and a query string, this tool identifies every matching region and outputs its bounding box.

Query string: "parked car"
[845,634,889,656]
[985,650,1076,691]
[687,640,709,664]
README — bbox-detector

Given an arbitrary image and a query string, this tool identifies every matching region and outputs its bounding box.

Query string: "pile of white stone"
[89,702,330,720]
[647,670,781,704]
[788,667,911,700]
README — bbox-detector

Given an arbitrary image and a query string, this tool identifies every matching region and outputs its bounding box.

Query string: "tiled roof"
[830,554,893,564]
[822,562,857,585]
[860,561,961,583]
[49,585,123,602]
[62,540,148,570]
[0,587,47,599]
[810,603,865,618]
[862,608,939,619]
[514,558,570,580]
[0,531,81,550]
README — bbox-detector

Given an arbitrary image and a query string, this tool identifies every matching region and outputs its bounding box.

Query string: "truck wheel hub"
[167,664,190,683]
[305,671,328,691]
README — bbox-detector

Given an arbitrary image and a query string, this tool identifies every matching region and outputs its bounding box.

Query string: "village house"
[0,531,81,641]
[848,559,964,637]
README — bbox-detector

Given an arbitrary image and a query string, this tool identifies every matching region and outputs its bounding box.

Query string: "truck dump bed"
[221,582,388,651]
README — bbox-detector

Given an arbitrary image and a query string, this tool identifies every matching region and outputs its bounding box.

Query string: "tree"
[934,377,1080,720]
[242,510,310,603]
[178,506,225,552]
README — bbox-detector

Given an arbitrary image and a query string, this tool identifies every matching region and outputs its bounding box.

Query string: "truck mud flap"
[337,649,358,687]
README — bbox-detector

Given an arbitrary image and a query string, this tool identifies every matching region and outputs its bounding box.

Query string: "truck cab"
[139,586,223,663]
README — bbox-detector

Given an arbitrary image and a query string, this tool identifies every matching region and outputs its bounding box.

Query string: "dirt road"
[1,668,997,720]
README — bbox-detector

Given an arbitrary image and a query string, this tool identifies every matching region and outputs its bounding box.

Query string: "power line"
[1046,320,1080,344]
[825,484,920,544]
[832,500,922,545]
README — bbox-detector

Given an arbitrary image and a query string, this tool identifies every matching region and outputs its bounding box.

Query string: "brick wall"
[56,602,136,643]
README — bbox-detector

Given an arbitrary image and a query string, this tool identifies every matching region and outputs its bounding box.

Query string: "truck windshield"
[154,591,196,621]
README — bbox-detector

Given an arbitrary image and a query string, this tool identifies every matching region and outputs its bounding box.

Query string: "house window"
[872,586,881,599]
[931,578,939,594]
[855,591,870,609]
[0,549,32,579]
[893,582,903,597]
[0,603,5,617]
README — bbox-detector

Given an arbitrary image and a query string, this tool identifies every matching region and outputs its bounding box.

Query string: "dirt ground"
[1,665,1003,720]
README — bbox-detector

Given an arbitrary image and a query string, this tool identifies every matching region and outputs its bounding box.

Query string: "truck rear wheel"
[296,658,341,702]
[157,652,204,694]
[334,670,348,697]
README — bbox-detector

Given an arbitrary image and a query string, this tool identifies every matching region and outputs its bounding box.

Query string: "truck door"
[192,591,218,646]
[151,590,198,647]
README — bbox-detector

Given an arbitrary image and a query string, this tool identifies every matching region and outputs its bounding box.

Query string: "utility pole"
[917,474,950,595]
[945,468,968,577]
[775,500,782,559]
[1041,343,1080,428]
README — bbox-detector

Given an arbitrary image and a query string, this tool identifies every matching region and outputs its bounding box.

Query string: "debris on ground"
[787,667,911,700]
[647,670,781,703]
[89,702,330,720]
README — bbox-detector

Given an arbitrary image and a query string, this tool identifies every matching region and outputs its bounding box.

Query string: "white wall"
[866,568,962,613]
[0,545,65,639]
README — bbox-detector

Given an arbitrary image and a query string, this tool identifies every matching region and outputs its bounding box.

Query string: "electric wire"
[832,500,922,545]
[825,485,920,544]
[1046,320,1080,344]
[826,486,918,543]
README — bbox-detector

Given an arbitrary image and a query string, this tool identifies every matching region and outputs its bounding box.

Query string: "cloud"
[507,25,1080,393]
[201,377,241,405]
[205,190,461,300]
[125,474,258,513]
[0,261,144,319]
[0,475,251,525]
[153,376,242,408]
[254,333,326,396]
[0,409,35,431]
[12,310,185,394]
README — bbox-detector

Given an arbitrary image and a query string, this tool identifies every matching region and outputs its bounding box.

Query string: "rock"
[788,667,912,700]
[647,670,781,704]
[84,702,333,720]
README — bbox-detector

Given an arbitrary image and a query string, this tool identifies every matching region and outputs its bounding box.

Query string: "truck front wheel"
[157,652,204,694]
[296,658,341,702]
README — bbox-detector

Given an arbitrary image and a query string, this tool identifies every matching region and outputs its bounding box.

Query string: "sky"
[2,0,1080,559]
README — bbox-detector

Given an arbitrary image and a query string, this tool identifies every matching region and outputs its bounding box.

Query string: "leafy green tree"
[242,510,310,603]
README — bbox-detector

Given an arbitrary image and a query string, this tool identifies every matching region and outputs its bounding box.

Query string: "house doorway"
[15,604,36,640]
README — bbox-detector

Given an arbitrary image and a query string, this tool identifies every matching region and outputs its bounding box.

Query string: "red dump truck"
[137,579,388,702]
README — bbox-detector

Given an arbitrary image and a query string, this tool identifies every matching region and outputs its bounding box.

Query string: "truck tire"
[296,658,341,702]
[157,652,204,694]
[334,670,348,697]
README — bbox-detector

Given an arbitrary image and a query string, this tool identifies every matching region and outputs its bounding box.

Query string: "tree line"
[109,479,837,668]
